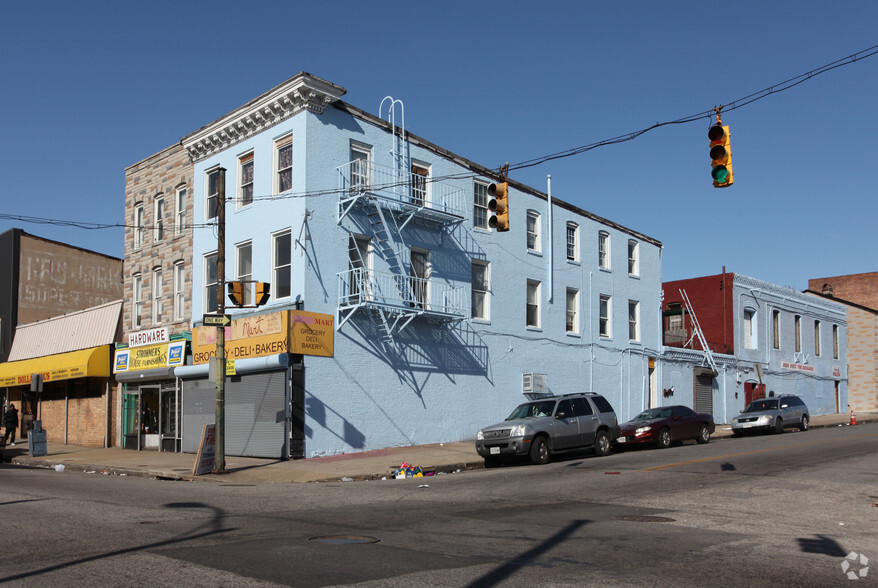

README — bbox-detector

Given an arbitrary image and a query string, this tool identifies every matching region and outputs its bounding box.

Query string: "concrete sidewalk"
[2,410,872,484]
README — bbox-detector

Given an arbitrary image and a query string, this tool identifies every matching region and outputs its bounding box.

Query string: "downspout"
[105,381,110,448]
[64,381,69,445]
[547,175,553,303]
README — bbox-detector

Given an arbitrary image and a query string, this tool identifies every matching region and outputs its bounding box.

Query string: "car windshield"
[745,399,778,412]
[632,408,664,421]
[506,401,555,420]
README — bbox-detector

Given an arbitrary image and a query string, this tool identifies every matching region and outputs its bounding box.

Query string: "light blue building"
[181,73,663,458]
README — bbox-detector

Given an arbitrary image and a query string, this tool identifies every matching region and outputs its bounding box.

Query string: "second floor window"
[744,309,756,349]
[566,288,579,333]
[599,232,610,269]
[795,315,802,352]
[152,267,163,324]
[236,241,253,305]
[173,261,185,322]
[273,230,292,299]
[133,273,143,328]
[238,152,254,207]
[832,324,839,359]
[154,195,165,242]
[526,280,541,328]
[471,261,489,320]
[599,295,611,338]
[628,300,640,341]
[772,310,781,349]
[204,253,218,313]
[814,320,821,356]
[473,182,489,229]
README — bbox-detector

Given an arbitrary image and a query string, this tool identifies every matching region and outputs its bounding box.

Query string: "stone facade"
[123,143,194,336]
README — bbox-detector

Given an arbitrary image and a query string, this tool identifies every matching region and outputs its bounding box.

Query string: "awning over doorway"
[0,345,111,387]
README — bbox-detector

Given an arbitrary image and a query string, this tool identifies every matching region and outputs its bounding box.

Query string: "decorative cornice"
[182,72,346,163]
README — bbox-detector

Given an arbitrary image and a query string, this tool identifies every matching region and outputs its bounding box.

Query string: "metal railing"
[338,268,467,317]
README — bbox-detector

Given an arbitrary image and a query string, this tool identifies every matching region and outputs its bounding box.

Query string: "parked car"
[475,393,620,466]
[615,405,715,449]
[730,395,810,436]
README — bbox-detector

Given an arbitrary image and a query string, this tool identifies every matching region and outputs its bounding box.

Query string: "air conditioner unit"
[523,372,548,398]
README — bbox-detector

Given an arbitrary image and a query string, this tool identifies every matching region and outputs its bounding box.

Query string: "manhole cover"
[614,515,676,523]
[308,535,380,544]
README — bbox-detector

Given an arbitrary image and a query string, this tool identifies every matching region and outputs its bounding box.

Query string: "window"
[744,309,756,349]
[598,231,610,269]
[152,267,163,324]
[526,280,541,328]
[628,240,639,276]
[628,300,640,341]
[473,181,489,229]
[599,295,611,338]
[411,163,429,206]
[238,152,254,208]
[173,261,185,322]
[134,203,144,249]
[348,234,371,302]
[174,186,187,235]
[814,320,821,356]
[273,230,292,299]
[350,144,371,191]
[772,310,780,349]
[204,253,218,313]
[832,324,839,359]
[566,288,579,333]
[471,261,489,320]
[206,168,221,220]
[154,195,165,242]
[275,134,292,194]
[795,315,802,352]
[133,273,143,328]
[526,212,540,252]
[236,241,253,306]
[410,249,430,309]
[566,223,579,261]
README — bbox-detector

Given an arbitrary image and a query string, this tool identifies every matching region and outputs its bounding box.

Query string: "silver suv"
[730,395,810,436]
[475,393,620,466]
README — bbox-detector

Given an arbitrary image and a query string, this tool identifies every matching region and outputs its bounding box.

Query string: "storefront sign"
[128,327,169,348]
[289,311,334,357]
[192,424,216,475]
[781,361,815,373]
[114,341,186,373]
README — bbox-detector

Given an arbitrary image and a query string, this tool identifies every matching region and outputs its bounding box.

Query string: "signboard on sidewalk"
[192,424,216,475]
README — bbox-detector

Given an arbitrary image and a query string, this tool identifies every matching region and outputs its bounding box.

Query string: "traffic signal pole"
[214,167,227,474]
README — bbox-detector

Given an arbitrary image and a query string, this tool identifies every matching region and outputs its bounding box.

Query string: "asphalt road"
[2,423,877,587]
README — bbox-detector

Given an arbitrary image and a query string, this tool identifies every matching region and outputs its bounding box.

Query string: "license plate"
[742,422,755,428]
[490,447,500,455]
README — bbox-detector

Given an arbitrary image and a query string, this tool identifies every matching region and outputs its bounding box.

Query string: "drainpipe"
[547,175,553,303]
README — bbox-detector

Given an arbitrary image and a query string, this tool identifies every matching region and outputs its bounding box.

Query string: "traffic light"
[254,282,271,306]
[488,181,509,231]
[708,123,733,188]
[227,281,244,307]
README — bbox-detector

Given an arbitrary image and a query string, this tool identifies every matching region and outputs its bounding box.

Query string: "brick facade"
[808,272,878,310]
[845,306,878,411]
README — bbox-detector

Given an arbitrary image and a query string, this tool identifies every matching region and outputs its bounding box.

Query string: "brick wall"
[846,306,878,412]
[809,272,878,309]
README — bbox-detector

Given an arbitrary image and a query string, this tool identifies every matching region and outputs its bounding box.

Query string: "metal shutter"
[694,370,714,414]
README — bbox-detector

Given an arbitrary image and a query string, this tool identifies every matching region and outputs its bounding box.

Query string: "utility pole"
[213,167,227,474]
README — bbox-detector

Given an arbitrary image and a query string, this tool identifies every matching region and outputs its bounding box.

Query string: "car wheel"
[800,415,809,431]
[657,428,671,449]
[594,430,611,457]
[774,418,784,434]
[529,436,549,465]
[696,423,711,444]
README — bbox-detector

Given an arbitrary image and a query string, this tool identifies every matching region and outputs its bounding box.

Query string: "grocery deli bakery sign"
[192,310,334,364]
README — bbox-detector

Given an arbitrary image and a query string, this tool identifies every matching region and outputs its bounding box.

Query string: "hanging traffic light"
[227,281,245,307]
[254,282,271,306]
[708,123,733,188]
[488,181,509,231]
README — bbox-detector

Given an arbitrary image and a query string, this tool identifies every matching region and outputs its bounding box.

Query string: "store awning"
[0,345,111,387]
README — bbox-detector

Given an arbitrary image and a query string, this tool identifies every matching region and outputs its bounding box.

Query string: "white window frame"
[628,299,640,342]
[599,294,611,338]
[236,241,253,306]
[275,134,293,194]
[599,231,610,269]
[173,260,185,322]
[772,309,781,350]
[134,203,144,250]
[566,288,579,333]
[350,143,371,191]
[566,223,579,262]
[471,260,489,321]
[814,320,821,356]
[526,279,541,328]
[206,168,221,221]
[628,240,639,276]
[152,267,163,324]
[411,161,430,206]
[795,315,802,352]
[473,181,489,230]
[133,273,143,329]
[832,324,839,359]
[154,194,165,242]
[238,151,254,208]
[174,185,187,236]
[526,211,541,252]
[273,229,292,300]
[204,252,218,313]
[744,309,757,349]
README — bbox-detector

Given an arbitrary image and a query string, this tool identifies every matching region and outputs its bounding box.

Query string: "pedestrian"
[3,403,19,446]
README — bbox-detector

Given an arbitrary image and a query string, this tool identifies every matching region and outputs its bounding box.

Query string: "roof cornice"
[182,72,346,163]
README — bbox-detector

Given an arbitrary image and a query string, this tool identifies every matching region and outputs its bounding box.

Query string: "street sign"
[203,313,231,327]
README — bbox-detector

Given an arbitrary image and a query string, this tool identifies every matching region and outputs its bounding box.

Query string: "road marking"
[641,431,878,472]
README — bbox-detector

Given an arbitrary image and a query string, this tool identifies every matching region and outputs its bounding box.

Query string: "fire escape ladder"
[680,289,718,374]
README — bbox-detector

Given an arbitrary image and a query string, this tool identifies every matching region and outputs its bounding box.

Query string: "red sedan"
[615,405,715,449]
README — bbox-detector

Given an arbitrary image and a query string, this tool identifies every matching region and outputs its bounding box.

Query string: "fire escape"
[336,98,467,342]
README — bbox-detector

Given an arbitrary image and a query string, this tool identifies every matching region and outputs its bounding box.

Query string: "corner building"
[182,73,663,458]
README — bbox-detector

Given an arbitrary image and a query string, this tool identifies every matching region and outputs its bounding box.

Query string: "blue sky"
[1,1,875,291]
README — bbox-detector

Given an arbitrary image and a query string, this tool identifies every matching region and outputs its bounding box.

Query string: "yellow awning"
[0,346,111,387]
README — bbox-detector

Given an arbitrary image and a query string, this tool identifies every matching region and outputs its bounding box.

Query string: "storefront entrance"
[122,382,180,451]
